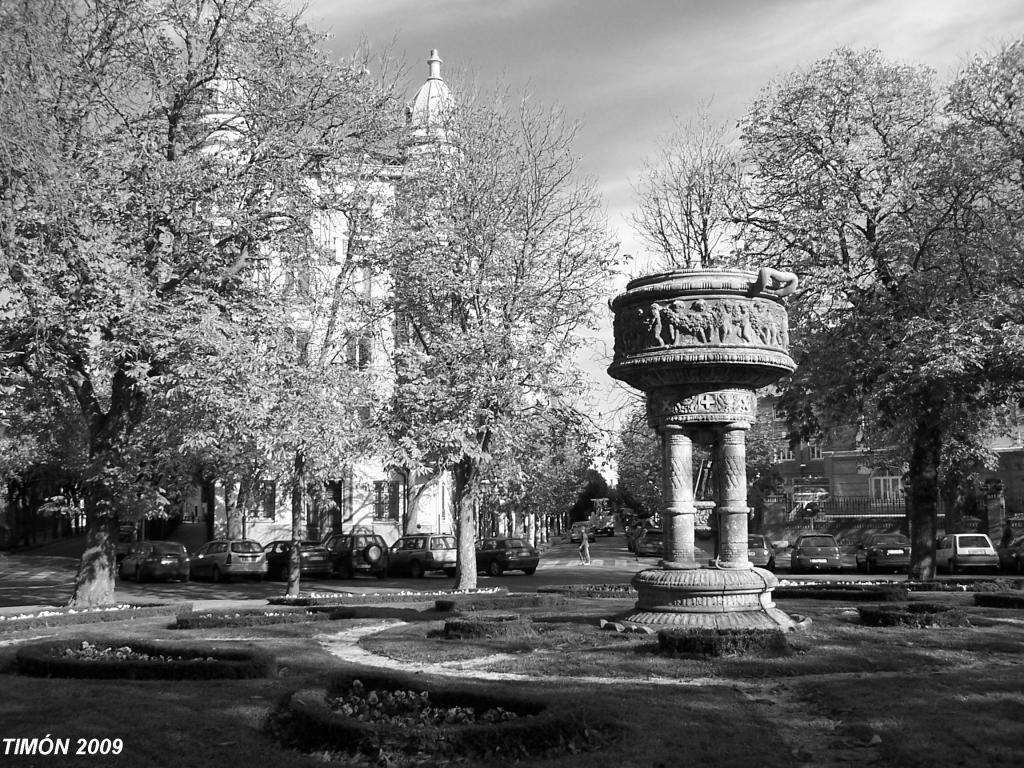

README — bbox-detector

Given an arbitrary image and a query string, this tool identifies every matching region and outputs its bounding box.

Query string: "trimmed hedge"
[440,615,536,640]
[15,637,277,679]
[269,588,509,608]
[434,592,566,612]
[774,584,909,602]
[174,608,330,629]
[857,603,971,628]
[0,604,192,634]
[537,584,637,598]
[657,627,790,657]
[279,667,617,759]
[973,592,1024,609]
[906,579,1023,593]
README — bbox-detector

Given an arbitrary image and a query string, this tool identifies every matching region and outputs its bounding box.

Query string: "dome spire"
[427,49,443,81]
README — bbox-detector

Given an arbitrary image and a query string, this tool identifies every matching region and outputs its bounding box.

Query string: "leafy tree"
[0,0,398,605]
[378,85,617,590]
[738,46,1024,578]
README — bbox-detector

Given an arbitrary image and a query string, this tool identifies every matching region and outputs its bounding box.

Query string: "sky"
[298,0,1024,465]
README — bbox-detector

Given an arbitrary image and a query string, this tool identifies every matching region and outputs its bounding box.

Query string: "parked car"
[635,528,664,558]
[387,534,458,578]
[264,540,333,580]
[747,534,775,571]
[190,539,267,582]
[119,540,190,582]
[997,534,1024,574]
[476,537,540,576]
[569,522,596,543]
[789,533,842,574]
[115,524,136,564]
[935,533,999,574]
[855,533,911,574]
[322,532,389,579]
[594,515,616,537]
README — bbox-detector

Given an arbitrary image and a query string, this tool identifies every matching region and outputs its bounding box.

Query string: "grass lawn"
[0,591,1022,767]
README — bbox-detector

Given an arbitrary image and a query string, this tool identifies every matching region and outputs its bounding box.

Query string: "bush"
[857,603,971,628]
[973,593,1024,609]
[656,628,790,657]
[537,584,637,598]
[15,637,277,679]
[270,588,509,608]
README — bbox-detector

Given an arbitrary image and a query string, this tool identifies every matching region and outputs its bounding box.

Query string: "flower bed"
[434,592,566,613]
[276,667,617,760]
[0,604,192,634]
[857,603,971,628]
[537,584,637,598]
[15,637,277,679]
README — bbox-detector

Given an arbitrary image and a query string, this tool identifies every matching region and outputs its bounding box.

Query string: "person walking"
[578,528,592,566]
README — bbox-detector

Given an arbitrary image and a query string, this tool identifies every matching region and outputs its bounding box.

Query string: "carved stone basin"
[607,266,804,631]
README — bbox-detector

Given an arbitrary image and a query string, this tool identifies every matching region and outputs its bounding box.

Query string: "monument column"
[714,424,751,569]
[660,425,699,569]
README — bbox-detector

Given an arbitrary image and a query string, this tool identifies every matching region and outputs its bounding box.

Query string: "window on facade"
[255,481,276,520]
[870,475,903,500]
[773,443,795,462]
[807,443,823,460]
[345,335,373,369]
[373,480,401,521]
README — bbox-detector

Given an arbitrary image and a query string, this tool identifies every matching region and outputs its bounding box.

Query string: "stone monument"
[608,266,803,629]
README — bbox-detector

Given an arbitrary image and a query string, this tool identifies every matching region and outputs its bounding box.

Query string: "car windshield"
[432,536,456,549]
[504,538,527,548]
[748,536,767,547]
[957,535,991,548]
[645,530,663,540]
[873,535,909,546]
[798,536,836,547]
[151,542,186,555]
[230,541,263,553]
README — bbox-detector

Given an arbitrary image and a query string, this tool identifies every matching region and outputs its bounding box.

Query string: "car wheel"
[277,565,288,581]
[410,560,424,579]
[865,560,874,575]
[135,566,144,583]
[766,558,775,573]
[212,565,223,583]
[364,544,383,564]
[337,561,354,579]
[523,566,536,575]
[487,560,503,577]
[444,567,456,578]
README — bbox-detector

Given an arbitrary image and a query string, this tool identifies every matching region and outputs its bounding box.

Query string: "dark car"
[747,534,775,571]
[387,534,457,578]
[997,534,1024,574]
[789,533,842,574]
[476,537,540,576]
[264,540,333,580]
[322,532,388,578]
[635,529,664,558]
[190,539,267,582]
[855,533,911,574]
[118,540,190,582]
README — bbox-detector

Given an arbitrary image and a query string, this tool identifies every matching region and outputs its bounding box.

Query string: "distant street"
[0,531,919,611]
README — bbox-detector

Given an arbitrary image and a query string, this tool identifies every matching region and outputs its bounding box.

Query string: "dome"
[408,49,453,129]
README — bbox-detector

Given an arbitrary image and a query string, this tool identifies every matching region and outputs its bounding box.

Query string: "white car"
[935,533,998,574]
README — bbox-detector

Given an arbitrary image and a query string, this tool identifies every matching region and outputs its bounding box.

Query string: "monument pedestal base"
[624,567,805,631]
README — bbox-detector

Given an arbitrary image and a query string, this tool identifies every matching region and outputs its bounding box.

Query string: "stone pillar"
[714,424,750,569]
[661,426,699,569]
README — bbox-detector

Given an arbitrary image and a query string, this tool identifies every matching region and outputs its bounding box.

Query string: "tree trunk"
[907,414,942,581]
[288,451,305,597]
[67,484,118,608]
[454,457,478,591]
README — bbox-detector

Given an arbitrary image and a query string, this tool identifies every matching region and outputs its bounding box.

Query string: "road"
[0,532,908,610]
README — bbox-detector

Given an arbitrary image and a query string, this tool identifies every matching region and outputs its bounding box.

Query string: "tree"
[631,105,744,269]
[0,0,399,605]
[737,46,1024,578]
[378,84,617,590]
